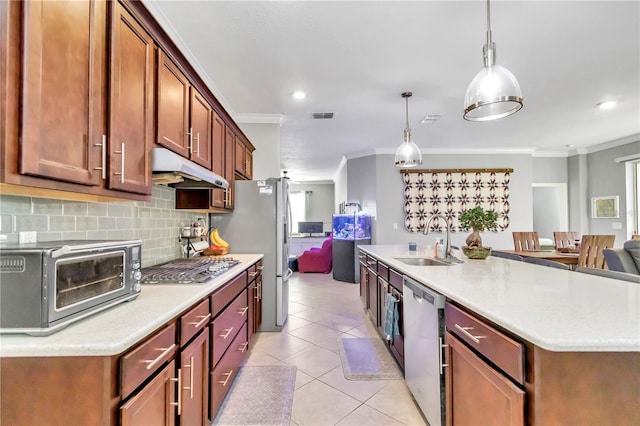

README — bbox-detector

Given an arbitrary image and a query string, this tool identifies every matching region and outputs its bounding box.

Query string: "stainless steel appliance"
[140,257,240,284]
[212,178,292,331]
[0,240,142,336]
[403,276,446,426]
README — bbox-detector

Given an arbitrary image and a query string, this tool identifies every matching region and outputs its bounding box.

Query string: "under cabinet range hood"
[151,148,229,189]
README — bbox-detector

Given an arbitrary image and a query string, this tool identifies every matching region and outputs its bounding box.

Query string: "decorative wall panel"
[400,169,512,233]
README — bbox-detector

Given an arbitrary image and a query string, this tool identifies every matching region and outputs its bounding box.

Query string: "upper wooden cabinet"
[19,0,106,186]
[234,136,253,179]
[156,51,190,158]
[189,89,213,169]
[109,1,154,195]
[211,112,226,208]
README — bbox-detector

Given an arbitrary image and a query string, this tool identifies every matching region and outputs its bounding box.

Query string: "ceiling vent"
[312,112,334,119]
[421,114,441,124]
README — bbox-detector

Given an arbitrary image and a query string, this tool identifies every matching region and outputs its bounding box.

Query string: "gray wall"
[289,182,335,234]
[239,122,281,181]
[346,153,534,250]
[532,157,568,183]
[334,159,348,214]
[533,186,564,240]
[0,186,203,267]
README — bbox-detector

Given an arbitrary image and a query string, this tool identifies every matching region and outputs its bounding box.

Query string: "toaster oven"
[0,240,142,336]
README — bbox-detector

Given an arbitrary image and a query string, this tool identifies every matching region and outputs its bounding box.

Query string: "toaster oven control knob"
[134,283,141,292]
[133,270,142,280]
[132,261,141,270]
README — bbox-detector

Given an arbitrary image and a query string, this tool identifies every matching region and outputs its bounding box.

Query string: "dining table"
[493,249,580,267]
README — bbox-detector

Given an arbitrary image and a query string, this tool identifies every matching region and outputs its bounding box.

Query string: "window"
[635,161,640,233]
[289,191,308,234]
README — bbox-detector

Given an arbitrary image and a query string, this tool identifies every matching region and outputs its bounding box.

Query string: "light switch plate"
[19,231,37,244]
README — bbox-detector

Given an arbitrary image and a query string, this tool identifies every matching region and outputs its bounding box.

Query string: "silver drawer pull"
[219,327,234,339]
[218,370,233,387]
[170,371,182,415]
[454,323,486,344]
[183,356,194,399]
[257,266,264,271]
[238,307,249,316]
[248,271,258,277]
[189,313,211,329]
[238,342,249,352]
[144,344,177,370]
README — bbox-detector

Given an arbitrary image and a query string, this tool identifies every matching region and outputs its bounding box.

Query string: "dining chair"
[512,232,540,251]
[523,257,570,270]
[491,251,524,261]
[553,231,580,249]
[577,235,616,269]
[632,234,640,240]
[575,266,640,283]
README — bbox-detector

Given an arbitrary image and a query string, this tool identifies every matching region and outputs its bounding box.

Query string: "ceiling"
[143,1,640,183]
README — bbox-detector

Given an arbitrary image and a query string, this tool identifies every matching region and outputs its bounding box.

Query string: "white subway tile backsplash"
[49,216,76,231]
[76,216,98,231]
[33,198,63,215]
[0,195,32,214]
[63,201,88,216]
[15,215,48,231]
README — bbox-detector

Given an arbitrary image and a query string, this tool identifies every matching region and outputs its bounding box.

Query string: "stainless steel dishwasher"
[403,276,446,426]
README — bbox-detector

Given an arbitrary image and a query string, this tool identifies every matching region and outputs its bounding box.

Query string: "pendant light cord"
[486,0,492,44]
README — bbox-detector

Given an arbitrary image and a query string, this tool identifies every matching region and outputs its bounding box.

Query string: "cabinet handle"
[454,323,486,344]
[219,327,234,339]
[144,344,176,370]
[238,306,249,316]
[93,135,106,179]
[439,337,449,375]
[257,265,264,271]
[248,271,258,278]
[183,356,194,399]
[218,370,233,387]
[113,143,125,183]
[189,313,211,329]
[238,342,249,352]
[170,370,182,415]
[196,133,200,156]
[187,128,193,153]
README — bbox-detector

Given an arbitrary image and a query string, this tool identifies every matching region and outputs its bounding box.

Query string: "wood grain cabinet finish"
[189,88,213,169]
[121,360,177,426]
[109,1,154,195]
[234,137,253,179]
[210,111,226,208]
[180,298,211,347]
[19,0,106,186]
[445,330,525,426]
[211,271,247,317]
[178,329,209,426]
[223,126,236,209]
[121,323,177,399]
[156,50,190,157]
[247,260,263,345]
[211,289,249,366]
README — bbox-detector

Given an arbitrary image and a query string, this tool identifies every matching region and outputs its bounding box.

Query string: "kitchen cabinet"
[365,255,378,323]
[234,136,253,179]
[210,112,226,208]
[376,263,390,338]
[156,50,190,158]
[358,253,368,307]
[223,126,236,209]
[444,302,525,426]
[121,361,177,426]
[109,1,154,195]
[189,89,213,170]
[388,268,404,368]
[248,260,263,346]
[178,330,209,426]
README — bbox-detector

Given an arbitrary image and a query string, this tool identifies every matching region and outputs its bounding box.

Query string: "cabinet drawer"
[365,255,377,270]
[121,323,177,398]
[210,322,248,417]
[180,298,211,347]
[445,303,524,385]
[389,269,403,292]
[377,262,389,280]
[212,289,249,366]
[358,251,367,264]
[211,271,247,317]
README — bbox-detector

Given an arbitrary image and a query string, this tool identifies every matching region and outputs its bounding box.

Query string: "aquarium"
[332,213,372,240]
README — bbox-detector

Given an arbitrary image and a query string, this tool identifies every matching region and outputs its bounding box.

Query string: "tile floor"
[244,272,427,426]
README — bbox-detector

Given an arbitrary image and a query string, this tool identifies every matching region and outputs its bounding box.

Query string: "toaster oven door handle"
[51,245,71,259]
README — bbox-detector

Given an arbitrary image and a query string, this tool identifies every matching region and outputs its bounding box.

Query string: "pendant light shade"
[394,92,422,168]
[464,0,523,121]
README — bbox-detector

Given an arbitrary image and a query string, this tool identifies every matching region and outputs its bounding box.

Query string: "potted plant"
[458,206,499,259]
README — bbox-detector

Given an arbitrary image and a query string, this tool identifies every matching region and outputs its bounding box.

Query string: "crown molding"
[234,114,287,126]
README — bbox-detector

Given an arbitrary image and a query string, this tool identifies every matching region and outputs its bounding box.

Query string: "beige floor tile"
[288,322,343,345]
[294,370,315,390]
[335,404,404,426]
[314,332,352,353]
[318,366,389,403]
[251,330,315,360]
[243,350,280,366]
[364,381,427,425]
[289,301,313,314]
[291,380,361,426]
[283,314,313,332]
[282,345,341,378]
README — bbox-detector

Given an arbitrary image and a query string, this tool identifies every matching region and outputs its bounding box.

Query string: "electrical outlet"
[19,231,37,244]
[611,222,623,230]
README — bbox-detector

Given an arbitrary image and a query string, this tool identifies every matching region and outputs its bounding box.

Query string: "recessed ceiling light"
[292,91,306,100]
[597,100,616,110]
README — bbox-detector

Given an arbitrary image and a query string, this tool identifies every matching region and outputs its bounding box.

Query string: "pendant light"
[463,0,523,121]
[394,92,423,168]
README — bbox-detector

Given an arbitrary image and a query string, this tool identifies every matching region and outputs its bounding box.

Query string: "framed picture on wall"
[591,195,619,218]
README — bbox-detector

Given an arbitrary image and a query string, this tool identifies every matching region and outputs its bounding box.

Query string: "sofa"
[297,238,333,273]
[603,240,640,275]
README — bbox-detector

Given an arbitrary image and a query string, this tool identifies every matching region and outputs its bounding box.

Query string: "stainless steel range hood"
[152,148,229,189]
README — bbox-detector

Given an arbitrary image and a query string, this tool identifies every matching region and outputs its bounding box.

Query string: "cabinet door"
[234,137,245,177]
[210,112,226,208]
[157,51,189,157]
[109,1,154,194]
[377,276,389,336]
[367,268,378,324]
[20,0,105,186]
[189,88,212,169]
[179,330,209,426]
[121,360,176,426]
[359,262,368,307]
[389,286,404,368]
[445,331,524,426]
[245,149,253,179]
[223,126,235,209]
[254,273,263,334]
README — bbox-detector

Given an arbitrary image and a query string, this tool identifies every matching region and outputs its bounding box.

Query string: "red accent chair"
[298,238,333,273]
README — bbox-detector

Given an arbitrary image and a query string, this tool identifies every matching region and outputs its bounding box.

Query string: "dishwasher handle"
[403,276,445,309]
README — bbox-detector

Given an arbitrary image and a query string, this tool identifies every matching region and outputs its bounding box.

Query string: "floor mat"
[212,365,297,426]
[337,337,403,380]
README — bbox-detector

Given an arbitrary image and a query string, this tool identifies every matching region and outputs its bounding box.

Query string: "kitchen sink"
[394,257,453,266]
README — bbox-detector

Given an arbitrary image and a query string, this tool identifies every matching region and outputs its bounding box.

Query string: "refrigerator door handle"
[283,268,294,281]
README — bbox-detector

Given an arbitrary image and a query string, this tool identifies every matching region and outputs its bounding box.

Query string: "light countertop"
[0,254,263,358]
[360,245,640,352]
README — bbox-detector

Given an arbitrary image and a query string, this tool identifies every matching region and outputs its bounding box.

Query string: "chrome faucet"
[424,214,462,263]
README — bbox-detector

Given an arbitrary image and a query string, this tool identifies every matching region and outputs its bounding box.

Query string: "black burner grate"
[141,257,240,284]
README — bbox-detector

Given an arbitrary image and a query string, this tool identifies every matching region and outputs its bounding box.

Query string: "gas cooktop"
[141,257,240,285]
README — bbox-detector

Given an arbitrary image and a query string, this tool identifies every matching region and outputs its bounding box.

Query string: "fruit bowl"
[204,246,229,256]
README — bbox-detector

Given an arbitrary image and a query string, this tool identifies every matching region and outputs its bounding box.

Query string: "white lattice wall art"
[400,169,513,233]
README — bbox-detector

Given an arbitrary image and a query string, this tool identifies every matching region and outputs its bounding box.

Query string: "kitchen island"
[0,253,263,425]
[359,245,639,425]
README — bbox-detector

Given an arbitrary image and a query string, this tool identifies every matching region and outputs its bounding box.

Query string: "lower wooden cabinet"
[445,330,524,426]
[210,322,248,418]
[121,360,177,426]
[179,330,209,426]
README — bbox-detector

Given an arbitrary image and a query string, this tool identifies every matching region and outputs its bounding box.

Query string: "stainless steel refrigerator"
[211,178,292,331]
